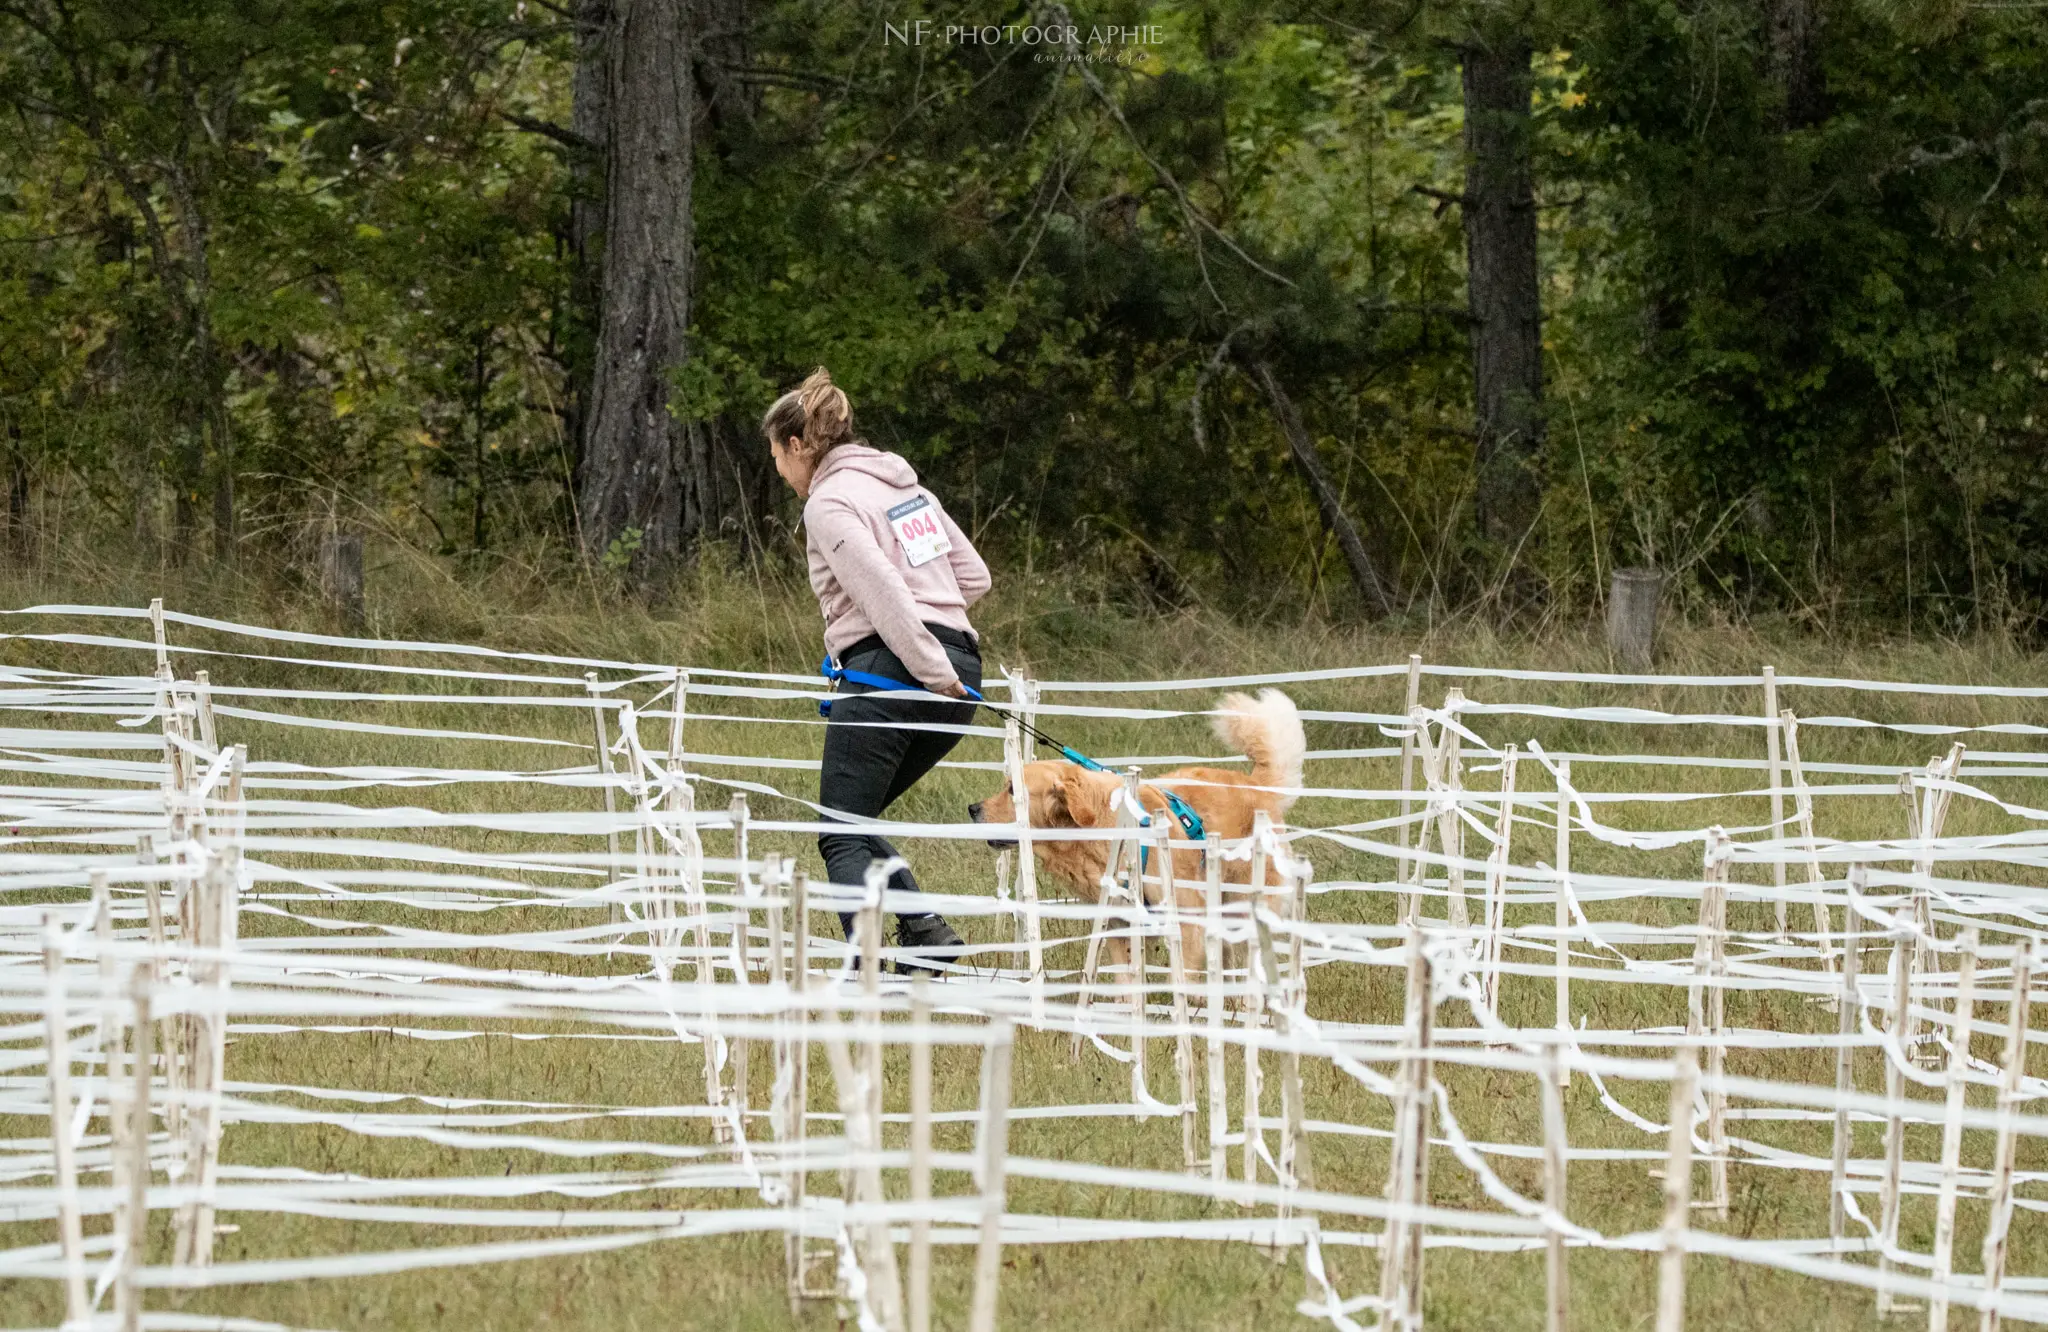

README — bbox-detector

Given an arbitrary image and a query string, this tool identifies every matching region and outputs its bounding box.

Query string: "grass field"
[2,558,2044,1331]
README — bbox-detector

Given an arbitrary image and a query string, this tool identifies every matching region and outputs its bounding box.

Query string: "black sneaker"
[895,914,965,976]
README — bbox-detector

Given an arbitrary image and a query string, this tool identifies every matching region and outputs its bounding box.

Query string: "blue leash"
[816,655,1206,856]
[818,655,983,714]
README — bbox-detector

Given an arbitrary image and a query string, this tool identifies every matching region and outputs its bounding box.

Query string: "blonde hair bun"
[762,366,857,457]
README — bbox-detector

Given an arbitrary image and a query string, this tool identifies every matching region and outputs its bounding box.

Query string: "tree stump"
[317,530,365,628]
[1607,567,1662,669]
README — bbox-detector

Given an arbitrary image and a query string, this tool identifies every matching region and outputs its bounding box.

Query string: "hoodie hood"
[812,443,917,492]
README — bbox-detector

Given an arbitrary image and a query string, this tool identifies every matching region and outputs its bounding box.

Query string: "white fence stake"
[968,1018,1016,1332]
[1927,930,1978,1331]
[1979,942,2035,1332]
[1762,665,1788,938]
[1656,1045,1698,1332]
[1553,759,1573,1083]
[42,912,89,1328]
[1399,652,1422,925]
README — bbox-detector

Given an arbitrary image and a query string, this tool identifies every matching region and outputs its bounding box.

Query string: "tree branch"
[500,111,594,152]
[1245,356,1401,617]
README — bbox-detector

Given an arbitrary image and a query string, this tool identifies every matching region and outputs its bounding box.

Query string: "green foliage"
[0,0,2041,631]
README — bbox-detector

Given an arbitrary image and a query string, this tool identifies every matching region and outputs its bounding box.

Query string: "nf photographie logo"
[883,18,1165,62]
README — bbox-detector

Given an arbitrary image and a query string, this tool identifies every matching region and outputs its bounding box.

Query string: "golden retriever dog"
[967,689,1305,979]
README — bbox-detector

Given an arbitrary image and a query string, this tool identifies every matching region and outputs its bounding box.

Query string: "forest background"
[1,0,2044,639]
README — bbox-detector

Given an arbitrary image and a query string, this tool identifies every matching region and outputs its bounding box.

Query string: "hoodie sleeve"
[807,495,960,690]
[939,506,991,608]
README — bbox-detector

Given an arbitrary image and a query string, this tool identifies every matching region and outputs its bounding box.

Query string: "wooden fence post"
[1780,710,1838,980]
[1979,942,2036,1332]
[316,527,365,627]
[1481,745,1518,1015]
[1002,672,1045,1020]
[1762,666,1789,938]
[1205,835,1228,1185]
[1378,926,1435,1331]
[1927,931,1979,1331]
[968,1018,1016,1332]
[1540,1042,1570,1332]
[1438,690,1468,930]
[1829,902,1862,1246]
[1655,1044,1698,1332]
[42,913,88,1328]
[1688,830,1730,1221]
[1399,653,1423,925]
[908,975,934,1332]
[1606,567,1662,668]
[1161,819,1200,1170]
[1878,923,1915,1317]
[1553,760,1573,1084]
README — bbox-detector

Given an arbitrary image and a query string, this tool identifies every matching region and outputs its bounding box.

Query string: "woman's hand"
[934,679,972,700]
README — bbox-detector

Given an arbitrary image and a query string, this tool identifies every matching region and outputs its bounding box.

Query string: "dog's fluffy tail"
[1213,689,1305,809]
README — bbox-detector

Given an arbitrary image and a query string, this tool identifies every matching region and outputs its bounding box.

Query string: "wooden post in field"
[1607,567,1662,669]
[1160,819,1200,1170]
[1399,653,1423,925]
[1242,811,1271,1195]
[968,1018,1015,1332]
[118,963,154,1332]
[1780,710,1837,978]
[1655,1045,1698,1332]
[1927,931,1979,1331]
[1002,671,1045,1020]
[730,794,753,1143]
[1204,834,1228,1185]
[42,914,88,1327]
[858,867,887,1168]
[316,526,365,627]
[908,975,934,1332]
[1829,905,1862,1246]
[1378,925,1434,1330]
[1688,830,1730,1221]
[1763,666,1789,939]
[1481,745,1518,1016]
[1438,690,1469,930]
[821,1020,904,1332]
[191,669,219,753]
[1540,1042,1570,1332]
[785,868,829,1310]
[1878,926,1914,1317]
[1284,863,1313,1193]
[1908,744,1966,1066]
[1553,760,1573,1084]
[585,672,622,931]
[1979,942,2035,1332]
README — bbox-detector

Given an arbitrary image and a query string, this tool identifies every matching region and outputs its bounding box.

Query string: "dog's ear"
[1023,768,1064,825]
[1056,766,1106,828]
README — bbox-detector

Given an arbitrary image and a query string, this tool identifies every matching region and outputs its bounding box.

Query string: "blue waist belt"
[818,656,984,717]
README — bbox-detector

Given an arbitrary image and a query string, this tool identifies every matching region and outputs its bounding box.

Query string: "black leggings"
[817,625,981,934]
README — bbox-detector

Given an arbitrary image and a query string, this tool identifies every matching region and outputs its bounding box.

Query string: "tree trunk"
[564,0,609,496]
[576,0,700,568]
[577,0,704,565]
[1247,358,1400,617]
[1461,31,1545,548]
[1765,0,1825,130]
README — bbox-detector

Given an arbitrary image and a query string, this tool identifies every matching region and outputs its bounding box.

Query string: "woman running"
[764,368,988,971]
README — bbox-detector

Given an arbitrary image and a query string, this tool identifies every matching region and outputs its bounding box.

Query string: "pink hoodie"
[804,444,990,690]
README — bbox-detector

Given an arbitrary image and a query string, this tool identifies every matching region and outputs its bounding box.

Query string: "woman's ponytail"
[762,366,858,458]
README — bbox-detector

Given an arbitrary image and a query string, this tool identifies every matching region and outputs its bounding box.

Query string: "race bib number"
[887,495,953,567]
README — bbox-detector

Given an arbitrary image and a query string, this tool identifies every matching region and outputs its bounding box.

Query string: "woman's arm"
[809,497,960,691]
[939,507,991,607]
